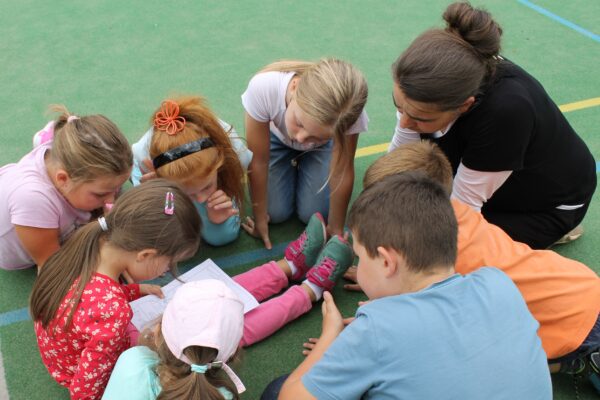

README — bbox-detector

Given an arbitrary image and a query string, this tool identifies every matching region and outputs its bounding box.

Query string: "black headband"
[152,138,215,169]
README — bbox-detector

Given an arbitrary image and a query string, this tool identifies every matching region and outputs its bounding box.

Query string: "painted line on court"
[0,242,290,328]
[559,97,600,113]
[1,96,598,329]
[517,0,600,43]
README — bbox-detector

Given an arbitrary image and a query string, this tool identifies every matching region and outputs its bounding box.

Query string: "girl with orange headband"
[131,96,251,246]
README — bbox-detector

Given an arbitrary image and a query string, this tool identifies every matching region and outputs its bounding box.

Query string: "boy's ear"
[136,249,158,262]
[376,246,400,277]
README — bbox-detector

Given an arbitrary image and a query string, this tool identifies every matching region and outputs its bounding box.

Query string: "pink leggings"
[233,261,312,347]
[128,261,312,347]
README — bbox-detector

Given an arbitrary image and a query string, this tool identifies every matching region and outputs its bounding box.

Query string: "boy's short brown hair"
[364,141,453,194]
[348,171,457,273]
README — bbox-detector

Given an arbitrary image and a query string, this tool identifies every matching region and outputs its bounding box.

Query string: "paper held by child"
[130,258,259,330]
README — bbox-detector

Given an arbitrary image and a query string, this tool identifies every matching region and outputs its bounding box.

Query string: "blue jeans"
[260,374,289,400]
[268,133,332,224]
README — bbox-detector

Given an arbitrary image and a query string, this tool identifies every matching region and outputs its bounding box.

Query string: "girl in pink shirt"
[0,107,132,270]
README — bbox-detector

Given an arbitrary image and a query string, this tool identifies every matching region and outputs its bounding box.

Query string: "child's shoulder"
[245,70,295,95]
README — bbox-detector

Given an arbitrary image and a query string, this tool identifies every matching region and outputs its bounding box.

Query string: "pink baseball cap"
[162,279,246,393]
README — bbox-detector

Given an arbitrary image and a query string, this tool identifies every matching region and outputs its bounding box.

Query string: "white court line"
[0,338,9,400]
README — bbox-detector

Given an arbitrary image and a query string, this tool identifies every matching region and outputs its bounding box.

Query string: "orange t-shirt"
[453,199,600,359]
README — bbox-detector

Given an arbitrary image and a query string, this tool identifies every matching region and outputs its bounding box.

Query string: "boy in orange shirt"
[346,141,600,387]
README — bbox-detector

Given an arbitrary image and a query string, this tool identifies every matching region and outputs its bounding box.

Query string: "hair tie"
[190,361,222,374]
[98,217,108,232]
[154,100,186,135]
[152,137,215,169]
[190,364,208,374]
[67,115,79,123]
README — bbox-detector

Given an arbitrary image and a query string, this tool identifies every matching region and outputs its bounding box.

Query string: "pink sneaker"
[306,235,354,291]
[285,212,327,281]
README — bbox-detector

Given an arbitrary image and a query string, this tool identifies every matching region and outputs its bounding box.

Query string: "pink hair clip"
[164,192,175,215]
[154,100,186,135]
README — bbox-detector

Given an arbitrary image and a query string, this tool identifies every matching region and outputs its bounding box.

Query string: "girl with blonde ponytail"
[241,58,369,249]
[0,106,132,270]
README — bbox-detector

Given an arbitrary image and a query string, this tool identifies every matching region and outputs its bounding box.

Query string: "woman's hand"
[241,215,272,249]
[139,284,164,299]
[206,190,239,224]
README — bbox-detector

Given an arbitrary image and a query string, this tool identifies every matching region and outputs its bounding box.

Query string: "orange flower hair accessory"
[154,100,186,135]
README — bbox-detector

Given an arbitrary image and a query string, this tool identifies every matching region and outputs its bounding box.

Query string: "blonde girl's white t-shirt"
[241,71,369,151]
[0,140,90,270]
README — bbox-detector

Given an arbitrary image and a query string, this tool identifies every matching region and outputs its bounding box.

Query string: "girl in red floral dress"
[30,179,201,400]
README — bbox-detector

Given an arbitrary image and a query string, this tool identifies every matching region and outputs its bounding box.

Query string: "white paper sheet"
[129,258,259,331]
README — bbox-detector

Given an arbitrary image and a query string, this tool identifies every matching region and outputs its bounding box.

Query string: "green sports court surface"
[1,0,599,398]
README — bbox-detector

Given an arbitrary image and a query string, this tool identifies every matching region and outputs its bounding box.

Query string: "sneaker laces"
[288,232,307,256]
[315,257,337,280]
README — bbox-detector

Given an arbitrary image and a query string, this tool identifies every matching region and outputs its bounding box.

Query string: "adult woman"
[389,2,596,249]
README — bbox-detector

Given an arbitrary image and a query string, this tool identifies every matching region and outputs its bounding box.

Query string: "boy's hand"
[321,291,344,338]
[206,190,239,224]
[302,337,319,356]
[140,159,157,183]
[139,284,164,299]
[241,215,272,249]
[343,266,363,292]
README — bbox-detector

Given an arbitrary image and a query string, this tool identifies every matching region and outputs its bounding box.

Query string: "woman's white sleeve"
[451,163,512,211]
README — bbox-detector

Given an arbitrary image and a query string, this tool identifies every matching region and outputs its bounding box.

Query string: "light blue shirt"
[103,346,233,400]
[303,267,552,400]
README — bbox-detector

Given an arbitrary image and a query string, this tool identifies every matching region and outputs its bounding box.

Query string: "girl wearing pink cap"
[104,279,246,400]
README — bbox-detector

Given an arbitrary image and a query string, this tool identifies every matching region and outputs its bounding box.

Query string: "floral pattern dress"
[34,273,140,400]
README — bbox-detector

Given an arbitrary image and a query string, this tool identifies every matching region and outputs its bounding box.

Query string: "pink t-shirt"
[0,135,90,270]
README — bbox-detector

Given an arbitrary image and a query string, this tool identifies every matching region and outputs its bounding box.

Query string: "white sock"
[285,259,298,278]
[303,279,324,301]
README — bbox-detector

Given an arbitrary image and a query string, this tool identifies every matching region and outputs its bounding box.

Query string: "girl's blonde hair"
[29,179,201,331]
[49,105,133,181]
[149,96,245,210]
[261,58,368,155]
[143,327,239,400]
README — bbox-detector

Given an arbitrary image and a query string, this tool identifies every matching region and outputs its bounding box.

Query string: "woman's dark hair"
[392,2,503,110]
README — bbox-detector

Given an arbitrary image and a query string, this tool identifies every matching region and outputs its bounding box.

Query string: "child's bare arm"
[280,292,344,399]
[14,225,60,269]
[327,134,358,236]
[242,113,272,249]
